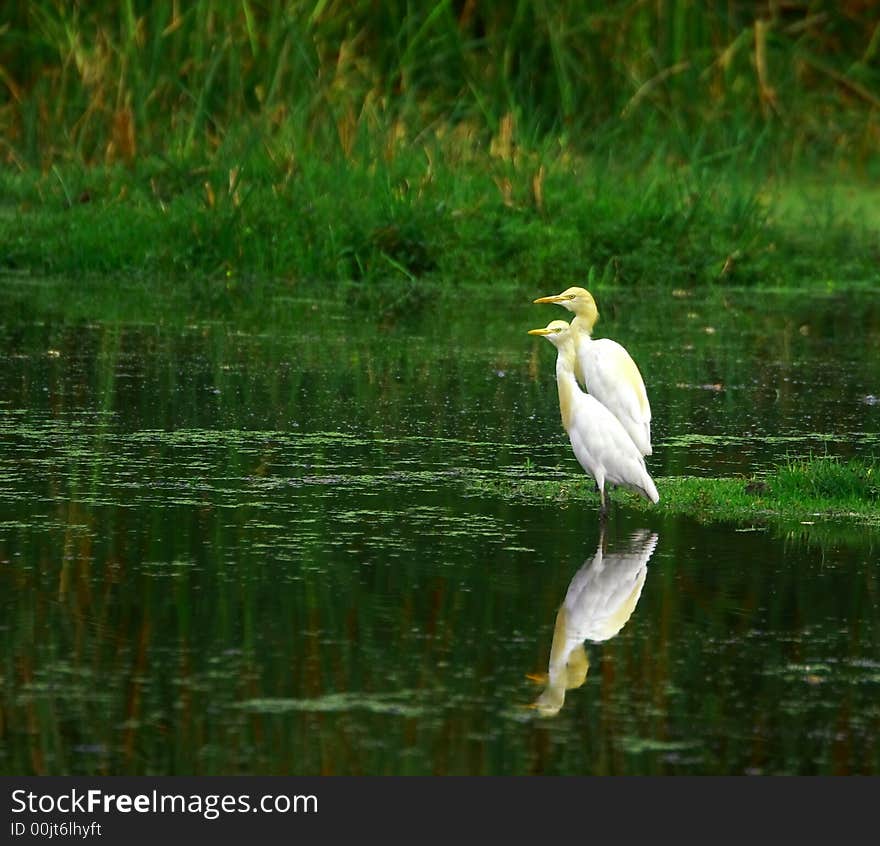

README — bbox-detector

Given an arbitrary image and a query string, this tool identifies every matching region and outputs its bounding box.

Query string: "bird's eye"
[567,295,576,300]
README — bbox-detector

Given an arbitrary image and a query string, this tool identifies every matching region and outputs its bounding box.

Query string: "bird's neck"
[568,320,592,386]
[555,348,579,431]
[571,313,597,337]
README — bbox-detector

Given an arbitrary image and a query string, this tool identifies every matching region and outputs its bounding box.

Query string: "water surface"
[1,284,878,774]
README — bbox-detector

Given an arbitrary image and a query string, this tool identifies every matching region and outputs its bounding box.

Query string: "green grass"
[471,457,880,529]
[2,4,880,300]
[2,149,879,302]
[4,2,880,168]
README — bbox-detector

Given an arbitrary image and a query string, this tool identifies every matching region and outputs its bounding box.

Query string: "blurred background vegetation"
[2,1,879,290]
[4,0,880,166]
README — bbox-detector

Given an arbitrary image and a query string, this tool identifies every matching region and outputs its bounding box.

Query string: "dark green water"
[1,284,878,775]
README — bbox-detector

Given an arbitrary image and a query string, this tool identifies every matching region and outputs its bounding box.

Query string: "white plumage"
[531,529,659,716]
[534,287,653,456]
[529,319,659,518]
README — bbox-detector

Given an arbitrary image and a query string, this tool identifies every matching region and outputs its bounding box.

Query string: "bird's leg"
[598,486,608,522]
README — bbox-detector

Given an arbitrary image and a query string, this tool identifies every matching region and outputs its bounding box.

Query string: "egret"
[528,320,659,519]
[533,287,652,456]
[531,529,658,716]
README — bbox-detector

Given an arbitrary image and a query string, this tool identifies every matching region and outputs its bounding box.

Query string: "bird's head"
[527,319,573,349]
[528,646,589,718]
[529,683,566,717]
[533,286,599,331]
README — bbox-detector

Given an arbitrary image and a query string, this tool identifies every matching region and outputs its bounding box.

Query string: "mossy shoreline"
[471,458,880,530]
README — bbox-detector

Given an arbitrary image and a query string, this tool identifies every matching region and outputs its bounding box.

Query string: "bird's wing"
[573,395,658,501]
[580,339,651,425]
[568,394,634,473]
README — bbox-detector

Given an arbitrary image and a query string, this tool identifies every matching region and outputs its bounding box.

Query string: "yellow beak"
[533,294,566,304]
[527,327,553,335]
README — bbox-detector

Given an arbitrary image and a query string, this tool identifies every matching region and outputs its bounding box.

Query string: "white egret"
[533,287,653,456]
[528,320,659,518]
[531,529,659,716]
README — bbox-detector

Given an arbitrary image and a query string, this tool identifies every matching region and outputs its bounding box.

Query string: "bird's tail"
[639,472,660,504]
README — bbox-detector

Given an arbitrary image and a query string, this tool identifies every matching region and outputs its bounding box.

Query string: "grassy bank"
[471,457,880,529]
[2,149,879,298]
[2,4,879,297]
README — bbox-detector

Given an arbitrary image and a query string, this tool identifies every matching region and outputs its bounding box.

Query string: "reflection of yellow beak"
[529,686,565,717]
[527,327,553,336]
[533,294,565,304]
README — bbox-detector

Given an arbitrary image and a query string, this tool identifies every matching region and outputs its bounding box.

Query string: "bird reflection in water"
[530,529,659,717]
